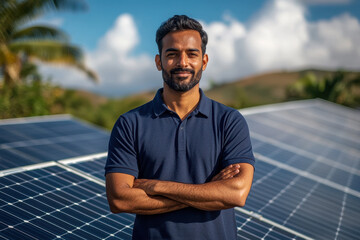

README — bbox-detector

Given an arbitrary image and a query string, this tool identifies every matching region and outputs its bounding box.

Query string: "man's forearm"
[106,173,187,215]
[133,164,253,211]
[151,179,244,211]
[108,186,187,215]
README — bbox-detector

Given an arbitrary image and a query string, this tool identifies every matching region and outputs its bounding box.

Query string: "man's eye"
[167,53,176,57]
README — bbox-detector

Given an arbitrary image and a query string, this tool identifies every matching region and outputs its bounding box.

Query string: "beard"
[162,67,203,92]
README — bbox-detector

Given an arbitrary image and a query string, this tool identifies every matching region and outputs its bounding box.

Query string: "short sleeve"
[105,116,139,177]
[221,110,255,168]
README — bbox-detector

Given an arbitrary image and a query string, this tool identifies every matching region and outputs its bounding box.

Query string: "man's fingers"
[220,168,240,180]
[212,164,240,181]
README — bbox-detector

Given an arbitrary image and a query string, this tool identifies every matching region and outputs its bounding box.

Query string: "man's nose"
[177,52,188,67]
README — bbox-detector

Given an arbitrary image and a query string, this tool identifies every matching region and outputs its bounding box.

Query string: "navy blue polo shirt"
[106,88,255,240]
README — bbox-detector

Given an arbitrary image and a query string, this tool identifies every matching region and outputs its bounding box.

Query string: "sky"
[36,0,360,97]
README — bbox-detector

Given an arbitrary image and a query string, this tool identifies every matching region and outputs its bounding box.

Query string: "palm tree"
[0,0,98,87]
[287,71,360,106]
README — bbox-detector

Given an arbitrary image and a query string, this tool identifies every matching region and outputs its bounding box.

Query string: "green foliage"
[90,98,147,130]
[0,72,148,130]
[287,71,360,107]
[0,78,50,118]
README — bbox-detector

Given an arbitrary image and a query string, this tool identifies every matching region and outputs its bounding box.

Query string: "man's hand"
[133,178,158,195]
[211,164,241,181]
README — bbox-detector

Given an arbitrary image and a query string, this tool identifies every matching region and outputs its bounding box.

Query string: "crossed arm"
[106,163,254,215]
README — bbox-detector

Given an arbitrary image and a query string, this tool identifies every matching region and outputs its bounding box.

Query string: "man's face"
[155,30,208,92]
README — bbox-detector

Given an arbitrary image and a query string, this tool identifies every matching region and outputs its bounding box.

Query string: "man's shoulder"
[114,100,154,128]
[208,97,244,119]
[121,100,154,118]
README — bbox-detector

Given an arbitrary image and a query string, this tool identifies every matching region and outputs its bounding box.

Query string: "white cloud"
[242,0,309,71]
[40,0,360,96]
[202,0,310,85]
[305,13,360,69]
[40,14,161,96]
[202,0,360,87]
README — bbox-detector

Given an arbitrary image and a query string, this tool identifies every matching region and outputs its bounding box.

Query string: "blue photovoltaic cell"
[0,164,134,239]
[0,116,109,171]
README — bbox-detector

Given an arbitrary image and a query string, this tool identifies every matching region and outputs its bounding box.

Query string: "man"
[105,15,255,240]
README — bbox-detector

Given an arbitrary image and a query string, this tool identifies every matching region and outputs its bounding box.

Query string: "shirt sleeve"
[105,116,139,178]
[221,110,255,168]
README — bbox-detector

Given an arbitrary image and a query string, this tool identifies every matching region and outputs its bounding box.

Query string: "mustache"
[170,68,195,74]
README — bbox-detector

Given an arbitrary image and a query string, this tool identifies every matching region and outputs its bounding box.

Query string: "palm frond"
[11,25,69,42]
[16,0,88,21]
[9,40,98,82]
[75,63,99,83]
[9,40,83,63]
[1,0,88,41]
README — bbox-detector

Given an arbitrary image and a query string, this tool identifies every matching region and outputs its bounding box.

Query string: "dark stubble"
[162,66,203,92]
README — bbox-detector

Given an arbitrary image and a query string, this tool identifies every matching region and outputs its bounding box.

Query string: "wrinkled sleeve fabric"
[105,116,139,178]
[221,110,255,168]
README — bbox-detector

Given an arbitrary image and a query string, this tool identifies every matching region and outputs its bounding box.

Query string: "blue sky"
[38,0,360,96]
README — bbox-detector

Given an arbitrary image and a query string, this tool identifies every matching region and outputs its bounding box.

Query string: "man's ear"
[155,55,162,71]
[202,54,209,71]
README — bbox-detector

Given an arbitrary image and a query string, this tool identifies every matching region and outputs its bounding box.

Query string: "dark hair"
[156,15,208,56]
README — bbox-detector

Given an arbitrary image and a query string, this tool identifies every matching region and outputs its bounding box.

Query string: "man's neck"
[162,85,201,121]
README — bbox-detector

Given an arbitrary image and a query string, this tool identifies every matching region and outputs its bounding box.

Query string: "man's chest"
[134,116,223,183]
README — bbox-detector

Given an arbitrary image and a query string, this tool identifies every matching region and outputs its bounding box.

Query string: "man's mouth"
[171,68,194,78]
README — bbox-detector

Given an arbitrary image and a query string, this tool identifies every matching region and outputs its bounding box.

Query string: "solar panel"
[240,99,360,240]
[0,162,134,239]
[0,115,109,171]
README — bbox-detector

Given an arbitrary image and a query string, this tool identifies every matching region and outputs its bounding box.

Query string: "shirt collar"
[152,88,211,118]
[152,88,168,117]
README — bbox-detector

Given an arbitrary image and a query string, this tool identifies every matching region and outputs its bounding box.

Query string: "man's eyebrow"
[165,48,179,52]
[188,48,200,52]
[165,48,200,52]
